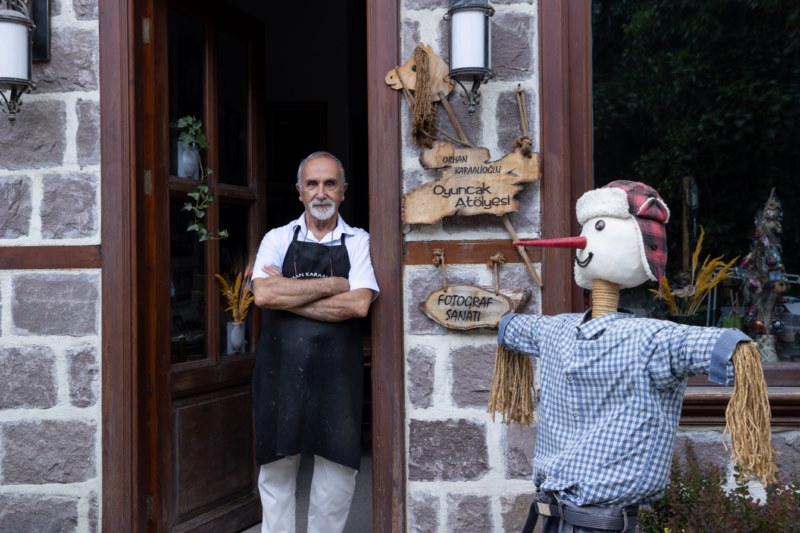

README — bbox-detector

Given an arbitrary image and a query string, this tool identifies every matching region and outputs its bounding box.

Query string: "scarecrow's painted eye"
[595,220,606,231]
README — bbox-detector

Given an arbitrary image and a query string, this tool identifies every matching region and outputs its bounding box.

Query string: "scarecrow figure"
[489,181,775,533]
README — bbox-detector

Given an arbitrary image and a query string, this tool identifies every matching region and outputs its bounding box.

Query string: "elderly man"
[251,151,379,533]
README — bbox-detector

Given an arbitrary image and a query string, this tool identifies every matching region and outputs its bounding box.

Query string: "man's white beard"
[310,201,336,221]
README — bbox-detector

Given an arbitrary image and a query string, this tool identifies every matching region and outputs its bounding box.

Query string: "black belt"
[523,496,638,532]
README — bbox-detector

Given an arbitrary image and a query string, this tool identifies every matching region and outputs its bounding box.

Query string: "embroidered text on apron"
[253,226,363,470]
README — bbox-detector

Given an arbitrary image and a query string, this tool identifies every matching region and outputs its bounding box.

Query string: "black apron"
[253,226,363,470]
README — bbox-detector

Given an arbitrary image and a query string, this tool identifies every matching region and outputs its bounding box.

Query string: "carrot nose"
[514,236,587,249]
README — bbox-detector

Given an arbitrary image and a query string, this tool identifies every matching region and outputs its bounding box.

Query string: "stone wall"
[0,1,101,531]
[400,2,800,532]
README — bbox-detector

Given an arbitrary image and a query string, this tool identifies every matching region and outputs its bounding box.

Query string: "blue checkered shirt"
[498,309,750,507]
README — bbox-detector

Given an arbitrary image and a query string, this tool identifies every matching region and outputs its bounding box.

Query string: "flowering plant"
[650,227,738,317]
[215,271,254,323]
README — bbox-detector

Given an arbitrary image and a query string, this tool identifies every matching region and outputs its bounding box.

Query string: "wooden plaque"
[403,141,541,225]
[421,285,529,330]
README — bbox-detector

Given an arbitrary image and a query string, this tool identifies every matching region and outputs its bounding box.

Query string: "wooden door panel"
[172,386,257,523]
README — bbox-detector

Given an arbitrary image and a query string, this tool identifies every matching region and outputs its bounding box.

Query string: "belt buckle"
[535,502,552,517]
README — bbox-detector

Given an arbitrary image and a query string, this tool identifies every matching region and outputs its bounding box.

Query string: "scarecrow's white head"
[516,181,671,290]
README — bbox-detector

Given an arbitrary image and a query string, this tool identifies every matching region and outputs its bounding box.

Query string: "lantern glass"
[450,10,489,72]
[0,14,31,85]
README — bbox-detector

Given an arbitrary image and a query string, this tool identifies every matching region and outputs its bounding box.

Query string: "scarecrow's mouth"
[575,252,593,268]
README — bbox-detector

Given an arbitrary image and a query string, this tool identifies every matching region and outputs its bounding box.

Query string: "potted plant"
[176,116,227,241]
[176,115,208,179]
[215,271,255,354]
[650,227,738,324]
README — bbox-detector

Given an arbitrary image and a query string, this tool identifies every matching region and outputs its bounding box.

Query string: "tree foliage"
[592,0,800,274]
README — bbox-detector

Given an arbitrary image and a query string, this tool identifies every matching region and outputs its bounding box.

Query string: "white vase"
[177,141,200,179]
[227,321,246,354]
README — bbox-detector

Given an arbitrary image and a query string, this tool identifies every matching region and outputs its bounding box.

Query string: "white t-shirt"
[252,213,380,300]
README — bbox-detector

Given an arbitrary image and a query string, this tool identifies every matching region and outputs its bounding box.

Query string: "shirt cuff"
[498,313,520,344]
[708,329,752,385]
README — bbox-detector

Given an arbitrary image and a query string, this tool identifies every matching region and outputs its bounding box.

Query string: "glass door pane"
[217,32,249,186]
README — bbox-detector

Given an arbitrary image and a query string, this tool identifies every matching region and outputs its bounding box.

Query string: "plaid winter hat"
[576,180,670,282]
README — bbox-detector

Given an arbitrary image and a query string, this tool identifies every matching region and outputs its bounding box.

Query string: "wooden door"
[140,0,266,530]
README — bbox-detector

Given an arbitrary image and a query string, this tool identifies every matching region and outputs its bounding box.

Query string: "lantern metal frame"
[0,0,36,123]
[445,0,495,115]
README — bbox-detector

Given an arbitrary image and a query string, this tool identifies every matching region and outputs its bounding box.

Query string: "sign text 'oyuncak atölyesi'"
[403,141,541,225]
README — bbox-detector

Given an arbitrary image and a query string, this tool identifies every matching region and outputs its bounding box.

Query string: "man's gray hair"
[296,151,346,185]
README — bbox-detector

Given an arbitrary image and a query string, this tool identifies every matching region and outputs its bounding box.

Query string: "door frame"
[99,0,405,531]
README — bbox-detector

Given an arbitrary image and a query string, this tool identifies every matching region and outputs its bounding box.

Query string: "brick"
[74,0,98,20]
[13,273,99,336]
[446,494,492,533]
[492,12,533,81]
[451,343,494,408]
[403,0,441,10]
[33,27,98,93]
[88,492,98,533]
[409,418,488,481]
[501,493,534,532]
[0,346,57,409]
[76,99,100,166]
[41,172,98,238]
[673,433,730,471]
[408,345,437,408]
[0,494,78,532]
[408,492,440,533]
[0,100,66,170]
[2,420,97,483]
[0,176,32,238]
[505,423,536,478]
[67,346,99,407]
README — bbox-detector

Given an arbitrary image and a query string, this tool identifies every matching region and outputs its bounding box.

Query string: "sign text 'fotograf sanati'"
[421,285,519,330]
[403,141,541,225]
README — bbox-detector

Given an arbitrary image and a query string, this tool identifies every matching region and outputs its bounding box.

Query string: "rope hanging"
[512,85,533,158]
[488,344,534,425]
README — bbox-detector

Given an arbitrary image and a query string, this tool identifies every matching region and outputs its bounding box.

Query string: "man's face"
[297,156,347,223]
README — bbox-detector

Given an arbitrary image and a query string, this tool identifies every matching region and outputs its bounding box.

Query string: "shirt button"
[567,375,573,382]
[573,411,579,418]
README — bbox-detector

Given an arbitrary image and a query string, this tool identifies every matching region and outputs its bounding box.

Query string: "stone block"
[446,494,492,533]
[505,423,536,478]
[408,492,440,533]
[0,494,78,532]
[403,0,441,10]
[0,346,57,409]
[451,343,494,408]
[0,176,32,238]
[33,27,98,93]
[496,86,536,153]
[501,493,534,532]
[0,100,66,170]
[435,86,483,147]
[408,418,488,481]
[401,19,421,63]
[67,346,99,407]
[88,492,98,533]
[492,12,533,81]
[408,345,437,408]
[1,420,97,484]
[76,99,100,166]
[406,267,480,335]
[13,273,99,336]
[41,172,98,238]
[74,0,98,20]
[673,433,729,471]
[773,432,800,479]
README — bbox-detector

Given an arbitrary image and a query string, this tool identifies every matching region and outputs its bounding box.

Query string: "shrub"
[638,441,800,532]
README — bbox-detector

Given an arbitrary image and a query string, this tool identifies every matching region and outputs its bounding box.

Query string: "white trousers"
[258,454,357,533]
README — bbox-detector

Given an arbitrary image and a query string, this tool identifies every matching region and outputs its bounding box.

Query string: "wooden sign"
[420,285,530,330]
[403,141,541,224]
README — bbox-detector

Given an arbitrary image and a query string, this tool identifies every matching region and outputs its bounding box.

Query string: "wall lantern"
[445,0,494,116]
[0,0,35,123]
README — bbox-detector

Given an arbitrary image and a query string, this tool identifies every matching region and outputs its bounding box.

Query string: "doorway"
[136,0,372,530]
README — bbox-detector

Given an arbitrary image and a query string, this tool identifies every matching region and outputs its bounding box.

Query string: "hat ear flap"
[637,196,671,224]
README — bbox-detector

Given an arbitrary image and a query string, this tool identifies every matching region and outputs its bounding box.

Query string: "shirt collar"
[292,213,353,243]
[576,308,636,339]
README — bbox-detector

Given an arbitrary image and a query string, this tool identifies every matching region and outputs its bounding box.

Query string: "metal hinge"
[142,17,151,44]
[146,495,154,521]
[144,169,152,196]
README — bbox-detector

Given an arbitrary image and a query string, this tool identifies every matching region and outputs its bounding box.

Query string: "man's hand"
[253,266,350,309]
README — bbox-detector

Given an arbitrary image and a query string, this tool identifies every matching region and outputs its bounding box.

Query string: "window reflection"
[217,32,249,186]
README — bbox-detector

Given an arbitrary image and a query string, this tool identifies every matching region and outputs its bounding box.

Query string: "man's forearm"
[286,288,373,322]
[253,275,350,309]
